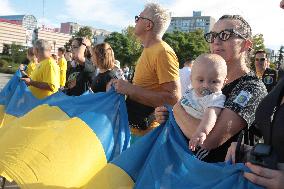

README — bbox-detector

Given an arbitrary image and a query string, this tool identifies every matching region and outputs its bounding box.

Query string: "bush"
[0,59,8,68]
[0,58,19,74]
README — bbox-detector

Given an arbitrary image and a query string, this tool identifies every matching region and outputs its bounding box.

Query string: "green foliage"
[0,43,26,74]
[163,29,209,67]
[0,58,19,74]
[105,26,142,66]
[10,43,27,64]
[74,26,93,39]
[250,34,266,70]
[64,37,74,52]
[252,34,265,52]
[2,44,10,55]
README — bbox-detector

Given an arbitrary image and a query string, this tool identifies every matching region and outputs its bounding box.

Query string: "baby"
[180,53,227,151]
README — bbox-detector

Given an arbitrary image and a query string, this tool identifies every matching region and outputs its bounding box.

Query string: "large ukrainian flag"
[0,71,263,189]
[89,109,263,189]
[0,71,131,188]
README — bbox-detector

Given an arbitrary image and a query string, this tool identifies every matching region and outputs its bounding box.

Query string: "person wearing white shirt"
[179,58,194,95]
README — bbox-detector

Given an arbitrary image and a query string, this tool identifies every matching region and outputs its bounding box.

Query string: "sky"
[1,0,283,51]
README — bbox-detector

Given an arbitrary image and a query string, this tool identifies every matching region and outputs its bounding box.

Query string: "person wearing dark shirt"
[64,37,96,96]
[91,42,117,93]
[255,50,278,93]
[226,77,284,189]
[155,15,267,162]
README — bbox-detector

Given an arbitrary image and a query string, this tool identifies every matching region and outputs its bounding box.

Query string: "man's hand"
[20,77,32,86]
[154,106,169,124]
[111,79,132,95]
[244,162,284,189]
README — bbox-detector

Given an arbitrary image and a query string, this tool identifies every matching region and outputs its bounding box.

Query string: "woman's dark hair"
[219,15,252,40]
[73,37,92,59]
[219,15,253,65]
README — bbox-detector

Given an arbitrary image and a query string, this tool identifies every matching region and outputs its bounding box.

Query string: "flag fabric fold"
[0,71,130,188]
[93,108,263,189]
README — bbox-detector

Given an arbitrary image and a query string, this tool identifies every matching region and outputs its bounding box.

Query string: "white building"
[167,11,215,34]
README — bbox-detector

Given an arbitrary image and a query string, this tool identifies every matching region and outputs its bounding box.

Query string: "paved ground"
[0,73,12,92]
[0,73,20,188]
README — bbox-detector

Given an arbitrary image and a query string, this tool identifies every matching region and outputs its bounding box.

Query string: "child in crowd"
[19,47,38,77]
[91,42,117,93]
[113,60,125,80]
[179,53,227,151]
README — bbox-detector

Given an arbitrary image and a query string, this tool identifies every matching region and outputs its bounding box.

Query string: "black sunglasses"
[204,29,246,43]
[135,15,154,25]
[255,57,266,62]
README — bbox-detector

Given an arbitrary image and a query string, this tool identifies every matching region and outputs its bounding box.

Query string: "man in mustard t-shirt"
[111,3,181,138]
[57,47,67,88]
[21,39,60,99]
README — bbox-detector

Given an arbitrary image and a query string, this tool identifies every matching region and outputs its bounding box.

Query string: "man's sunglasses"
[255,58,266,62]
[204,29,246,43]
[135,15,154,25]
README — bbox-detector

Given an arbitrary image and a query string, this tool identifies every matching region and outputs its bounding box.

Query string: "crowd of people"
[16,1,284,188]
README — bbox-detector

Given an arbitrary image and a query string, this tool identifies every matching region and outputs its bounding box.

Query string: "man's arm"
[113,79,181,107]
[21,77,53,91]
[173,102,246,150]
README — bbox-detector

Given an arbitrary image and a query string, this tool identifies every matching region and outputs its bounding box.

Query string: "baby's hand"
[189,132,207,151]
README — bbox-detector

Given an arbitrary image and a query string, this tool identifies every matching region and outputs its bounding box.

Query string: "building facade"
[0,15,111,54]
[0,21,27,52]
[167,11,215,34]
[0,15,72,53]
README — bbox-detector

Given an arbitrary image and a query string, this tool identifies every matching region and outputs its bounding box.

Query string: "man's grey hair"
[34,39,52,52]
[144,3,171,38]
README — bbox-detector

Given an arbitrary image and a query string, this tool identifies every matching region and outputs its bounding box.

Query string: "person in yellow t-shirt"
[21,39,60,99]
[57,47,67,88]
[110,3,181,139]
[19,47,38,77]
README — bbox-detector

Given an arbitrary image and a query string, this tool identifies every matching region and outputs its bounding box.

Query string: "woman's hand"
[154,106,169,124]
[244,162,284,189]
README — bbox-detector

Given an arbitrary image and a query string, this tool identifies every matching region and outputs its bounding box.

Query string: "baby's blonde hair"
[192,53,227,77]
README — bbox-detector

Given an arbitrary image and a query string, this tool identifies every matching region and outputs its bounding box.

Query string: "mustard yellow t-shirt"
[29,57,60,99]
[133,41,179,90]
[58,57,67,87]
[26,60,37,77]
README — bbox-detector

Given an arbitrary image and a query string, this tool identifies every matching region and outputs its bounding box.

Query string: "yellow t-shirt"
[58,57,67,87]
[133,41,179,90]
[29,57,60,99]
[26,60,37,77]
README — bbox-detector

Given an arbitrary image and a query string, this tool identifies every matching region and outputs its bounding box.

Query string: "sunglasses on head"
[204,29,246,43]
[255,57,266,62]
[135,15,154,25]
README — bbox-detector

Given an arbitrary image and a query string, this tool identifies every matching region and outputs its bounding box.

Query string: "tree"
[163,29,209,67]
[74,26,93,39]
[2,44,10,55]
[105,26,142,66]
[10,43,27,64]
[252,34,265,52]
[250,34,266,70]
